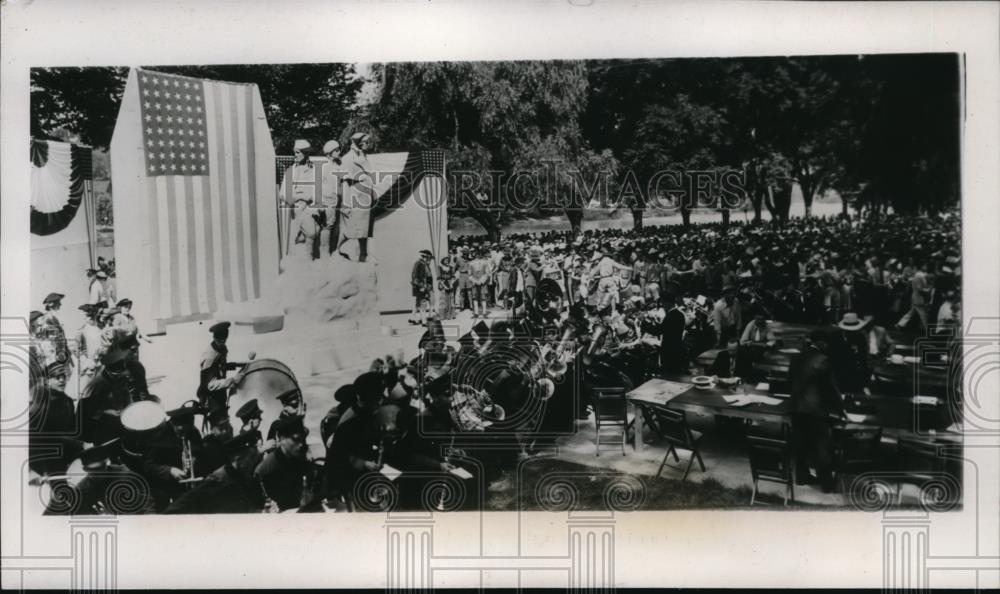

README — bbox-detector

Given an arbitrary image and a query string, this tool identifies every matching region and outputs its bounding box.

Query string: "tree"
[31,64,364,153]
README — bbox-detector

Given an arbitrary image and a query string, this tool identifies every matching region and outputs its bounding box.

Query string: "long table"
[694,322,952,396]
[627,374,955,452]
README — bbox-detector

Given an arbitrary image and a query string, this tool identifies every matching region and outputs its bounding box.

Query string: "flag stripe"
[209,82,235,303]
[223,84,247,302]
[183,175,200,314]
[146,170,162,323]
[200,176,218,312]
[243,86,260,297]
[234,86,254,300]
[164,176,182,317]
[155,176,172,317]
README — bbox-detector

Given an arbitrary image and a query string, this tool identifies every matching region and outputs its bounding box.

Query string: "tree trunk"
[680,204,691,228]
[631,207,644,231]
[752,193,763,224]
[720,207,730,229]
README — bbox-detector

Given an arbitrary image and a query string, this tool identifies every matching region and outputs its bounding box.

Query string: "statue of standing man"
[337,132,373,263]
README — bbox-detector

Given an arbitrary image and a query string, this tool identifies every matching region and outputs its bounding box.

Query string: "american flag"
[135,69,264,321]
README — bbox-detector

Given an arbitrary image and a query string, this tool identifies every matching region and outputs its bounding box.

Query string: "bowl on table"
[717,376,740,386]
[692,375,715,390]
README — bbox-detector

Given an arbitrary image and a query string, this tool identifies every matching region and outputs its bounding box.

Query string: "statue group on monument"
[280,132,373,264]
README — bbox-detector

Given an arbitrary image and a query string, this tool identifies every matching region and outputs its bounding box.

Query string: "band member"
[235,399,264,448]
[198,321,243,414]
[265,388,306,443]
[410,250,433,326]
[166,401,206,476]
[164,431,265,514]
[79,345,150,445]
[29,362,83,477]
[195,407,234,478]
[338,132,374,262]
[119,401,188,511]
[44,440,157,516]
[255,415,313,512]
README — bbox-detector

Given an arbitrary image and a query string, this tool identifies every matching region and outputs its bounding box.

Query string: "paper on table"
[912,395,941,406]
[755,382,770,391]
[751,395,783,406]
[629,379,693,406]
[380,464,402,481]
[722,394,742,404]
[902,356,920,364]
[449,467,474,480]
[845,412,867,423]
[778,348,801,354]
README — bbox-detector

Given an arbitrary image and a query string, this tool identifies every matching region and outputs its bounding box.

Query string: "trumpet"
[179,437,201,488]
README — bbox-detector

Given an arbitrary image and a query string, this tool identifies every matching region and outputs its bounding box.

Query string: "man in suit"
[410,250,434,326]
[708,337,754,380]
[658,292,688,374]
[788,329,845,492]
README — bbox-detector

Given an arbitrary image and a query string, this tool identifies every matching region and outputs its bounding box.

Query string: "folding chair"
[831,425,883,494]
[646,407,706,481]
[746,435,795,505]
[593,387,634,456]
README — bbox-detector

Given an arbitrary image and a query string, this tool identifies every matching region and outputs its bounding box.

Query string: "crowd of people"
[27,210,962,511]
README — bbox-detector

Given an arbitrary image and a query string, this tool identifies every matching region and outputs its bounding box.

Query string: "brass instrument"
[178,437,202,488]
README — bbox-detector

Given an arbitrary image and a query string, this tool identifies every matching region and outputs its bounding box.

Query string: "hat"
[30,310,44,325]
[293,139,311,152]
[43,292,64,305]
[353,371,385,400]
[351,132,369,142]
[222,431,259,455]
[45,361,68,377]
[209,321,231,335]
[235,398,263,421]
[276,387,301,403]
[116,298,133,308]
[96,271,108,279]
[95,300,108,310]
[472,320,490,338]
[78,303,95,313]
[419,249,432,258]
[322,140,340,155]
[167,400,207,422]
[206,407,231,427]
[272,414,306,439]
[334,384,358,405]
[101,347,130,366]
[838,312,867,331]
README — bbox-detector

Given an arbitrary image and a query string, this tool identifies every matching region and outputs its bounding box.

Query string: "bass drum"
[231,359,300,403]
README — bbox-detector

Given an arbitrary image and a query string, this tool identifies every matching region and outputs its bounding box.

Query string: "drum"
[231,359,299,403]
[121,400,168,454]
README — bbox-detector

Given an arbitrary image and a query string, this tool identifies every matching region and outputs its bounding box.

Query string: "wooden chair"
[831,425,883,494]
[593,387,635,456]
[745,435,795,505]
[894,436,960,506]
[645,407,706,481]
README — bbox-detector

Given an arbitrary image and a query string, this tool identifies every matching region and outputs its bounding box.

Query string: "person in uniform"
[235,398,264,449]
[255,415,313,512]
[164,431,265,514]
[197,321,243,414]
[320,385,356,453]
[195,406,234,478]
[265,387,306,444]
[28,362,83,477]
[279,139,320,205]
[118,402,188,511]
[165,400,206,481]
[79,345,150,445]
[321,139,345,257]
[40,293,74,374]
[44,440,157,516]
[410,250,433,326]
[337,132,374,262]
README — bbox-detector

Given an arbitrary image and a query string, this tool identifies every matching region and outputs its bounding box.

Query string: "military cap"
[44,361,69,377]
[272,414,307,438]
[30,310,44,325]
[95,300,108,310]
[472,320,490,338]
[419,249,433,258]
[293,139,311,151]
[43,292,64,305]
[353,371,385,399]
[116,298,133,307]
[350,132,370,142]
[209,321,231,335]
[206,407,231,426]
[235,398,263,421]
[222,431,259,455]
[276,387,301,403]
[334,384,358,405]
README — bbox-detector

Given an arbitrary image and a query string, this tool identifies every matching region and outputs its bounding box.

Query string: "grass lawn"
[484,456,805,511]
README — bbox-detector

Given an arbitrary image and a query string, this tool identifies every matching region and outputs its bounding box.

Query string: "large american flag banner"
[134,69,266,321]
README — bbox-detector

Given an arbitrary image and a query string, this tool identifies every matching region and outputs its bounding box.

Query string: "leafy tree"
[31,67,128,149]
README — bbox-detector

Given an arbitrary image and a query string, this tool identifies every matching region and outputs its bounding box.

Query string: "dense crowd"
[26,211,961,511]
